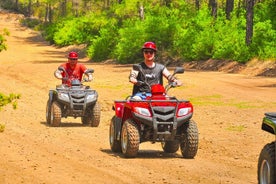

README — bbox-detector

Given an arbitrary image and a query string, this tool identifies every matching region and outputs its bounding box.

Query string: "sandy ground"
[1,10,276,184]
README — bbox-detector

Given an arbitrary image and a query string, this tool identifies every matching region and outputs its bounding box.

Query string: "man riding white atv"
[46,51,101,127]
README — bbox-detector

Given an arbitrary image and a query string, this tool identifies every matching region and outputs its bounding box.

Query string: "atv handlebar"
[58,66,94,85]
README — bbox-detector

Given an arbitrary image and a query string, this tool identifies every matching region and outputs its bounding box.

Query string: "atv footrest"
[157,122,173,125]
[156,131,171,135]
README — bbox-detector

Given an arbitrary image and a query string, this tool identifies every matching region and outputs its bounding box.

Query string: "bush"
[0,93,21,111]
[112,18,146,63]
[212,13,252,63]
[34,0,276,63]
[251,20,276,60]
[0,28,9,52]
[0,124,5,133]
[87,18,118,62]
[0,93,20,133]
[20,17,42,29]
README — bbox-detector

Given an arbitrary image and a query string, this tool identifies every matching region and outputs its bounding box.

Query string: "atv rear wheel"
[50,101,61,127]
[258,142,275,184]
[109,116,122,152]
[180,120,198,158]
[161,140,180,153]
[121,119,140,158]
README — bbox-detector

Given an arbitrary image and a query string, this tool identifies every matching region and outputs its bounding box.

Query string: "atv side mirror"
[174,67,184,74]
[85,69,94,74]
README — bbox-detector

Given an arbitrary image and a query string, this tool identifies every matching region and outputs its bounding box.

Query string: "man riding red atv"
[109,42,198,158]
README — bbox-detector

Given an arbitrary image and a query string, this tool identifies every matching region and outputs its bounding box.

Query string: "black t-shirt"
[132,62,165,95]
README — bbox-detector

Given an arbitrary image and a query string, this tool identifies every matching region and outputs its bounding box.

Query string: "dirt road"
[1,10,276,184]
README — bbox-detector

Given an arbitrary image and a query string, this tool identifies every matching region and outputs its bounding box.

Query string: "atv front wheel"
[82,101,101,127]
[46,99,51,124]
[50,101,61,127]
[258,142,275,184]
[161,140,180,153]
[91,101,101,127]
[180,120,198,158]
[121,119,140,158]
[109,116,122,152]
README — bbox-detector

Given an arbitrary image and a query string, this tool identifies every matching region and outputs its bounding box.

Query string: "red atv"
[109,64,198,158]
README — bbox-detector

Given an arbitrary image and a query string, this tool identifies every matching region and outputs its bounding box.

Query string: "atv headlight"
[177,107,191,117]
[134,107,151,117]
[58,93,69,101]
[86,94,96,102]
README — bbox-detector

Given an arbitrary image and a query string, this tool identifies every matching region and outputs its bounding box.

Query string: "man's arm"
[54,67,63,79]
[162,67,176,82]
[129,69,139,84]
[84,69,93,81]
[162,67,182,86]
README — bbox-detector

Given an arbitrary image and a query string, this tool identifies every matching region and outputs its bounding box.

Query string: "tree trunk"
[15,0,19,11]
[163,0,172,6]
[209,0,217,18]
[45,3,53,23]
[226,0,234,20]
[139,4,144,20]
[60,0,67,17]
[45,3,49,22]
[27,0,32,17]
[72,0,79,16]
[246,0,254,46]
[195,0,200,10]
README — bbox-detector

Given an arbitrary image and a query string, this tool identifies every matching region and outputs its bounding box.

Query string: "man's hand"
[88,73,93,81]
[176,80,182,86]
[172,80,182,87]
[54,69,63,79]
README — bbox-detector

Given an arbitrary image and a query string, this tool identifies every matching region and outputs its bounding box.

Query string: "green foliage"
[0,28,9,52]
[251,21,276,59]
[0,124,5,133]
[212,11,252,62]
[20,18,42,29]
[0,92,20,132]
[226,124,246,132]
[254,0,276,30]
[53,17,93,46]
[8,0,275,63]
[86,16,119,62]
[0,93,21,111]
[87,27,118,62]
[112,18,146,63]
[190,7,215,60]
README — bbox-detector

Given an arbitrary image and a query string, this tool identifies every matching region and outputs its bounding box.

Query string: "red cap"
[68,51,78,59]
[142,42,157,51]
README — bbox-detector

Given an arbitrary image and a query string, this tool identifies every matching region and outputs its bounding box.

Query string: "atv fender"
[113,100,127,118]
[262,112,276,135]
[47,90,55,108]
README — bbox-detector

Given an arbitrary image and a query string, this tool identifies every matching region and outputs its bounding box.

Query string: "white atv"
[46,66,100,127]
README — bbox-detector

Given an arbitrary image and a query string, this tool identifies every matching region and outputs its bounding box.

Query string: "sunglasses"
[143,50,154,54]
